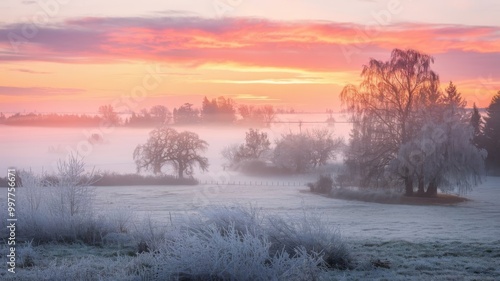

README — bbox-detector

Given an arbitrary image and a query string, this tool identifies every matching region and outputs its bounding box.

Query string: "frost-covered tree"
[221,129,271,168]
[388,112,486,196]
[273,130,342,173]
[341,49,485,196]
[309,128,344,168]
[52,154,98,217]
[273,133,313,173]
[240,128,271,160]
[134,127,209,178]
[341,49,440,193]
[483,91,500,167]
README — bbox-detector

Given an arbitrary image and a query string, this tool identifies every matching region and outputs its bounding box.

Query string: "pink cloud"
[0,16,499,74]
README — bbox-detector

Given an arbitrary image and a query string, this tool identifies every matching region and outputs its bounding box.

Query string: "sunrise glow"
[1,1,499,112]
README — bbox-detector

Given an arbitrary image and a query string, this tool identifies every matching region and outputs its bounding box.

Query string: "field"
[0,120,499,280]
[1,176,499,280]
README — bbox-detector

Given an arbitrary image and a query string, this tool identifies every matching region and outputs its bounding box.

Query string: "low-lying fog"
[0,113,352,179]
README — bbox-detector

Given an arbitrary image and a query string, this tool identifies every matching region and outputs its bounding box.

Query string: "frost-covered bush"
[17,241,38,269]
[199,205,265,237]
[15,154,130,244]
[135,223,324,281]
[132,205,350,280]
[131,212,170,251]
[1,204,351,280]
[267,211,352,270]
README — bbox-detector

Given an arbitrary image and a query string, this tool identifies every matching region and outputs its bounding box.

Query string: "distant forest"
[0,96,299,128]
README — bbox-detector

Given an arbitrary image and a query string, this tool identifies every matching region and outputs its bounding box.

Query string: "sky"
[0,0,499,113]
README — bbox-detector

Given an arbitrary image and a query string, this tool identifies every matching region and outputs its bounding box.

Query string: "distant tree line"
[0,112,102,127]
[0,96,279,127]
[172,97,277,127]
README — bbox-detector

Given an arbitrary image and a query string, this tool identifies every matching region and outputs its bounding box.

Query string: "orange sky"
[1,1,499,113]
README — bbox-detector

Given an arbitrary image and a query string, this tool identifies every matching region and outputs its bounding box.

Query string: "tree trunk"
[178,168,184,179]
[417,175,425,196]
[153,163,161,175]
[404,176,413,196]
[426,180,438,197]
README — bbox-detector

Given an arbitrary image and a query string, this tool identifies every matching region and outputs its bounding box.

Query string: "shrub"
[135,224,324,281]
[133,205,351,280]
[12,155,132,245]
[199,205,265,237]
[266,211,352,270]
[307,175,334,194]
[131,213,170,251]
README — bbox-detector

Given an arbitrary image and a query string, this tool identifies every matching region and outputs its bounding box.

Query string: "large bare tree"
[133,127,209,178]
[341,49,440,194]
[341,49,485,196]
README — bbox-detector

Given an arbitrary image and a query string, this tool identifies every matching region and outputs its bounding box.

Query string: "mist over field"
[1,110,500,280]
[2,0,500,280]
[0,113,351,176]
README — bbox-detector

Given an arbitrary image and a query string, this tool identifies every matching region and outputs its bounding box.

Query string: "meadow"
[0,114,499,280]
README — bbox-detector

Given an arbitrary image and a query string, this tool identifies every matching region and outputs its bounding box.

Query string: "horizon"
[1,1,499,113]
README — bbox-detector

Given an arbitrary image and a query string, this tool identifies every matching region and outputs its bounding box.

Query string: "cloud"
[9,68,51,74]
[0,86,85,96]
[0,16,499,73]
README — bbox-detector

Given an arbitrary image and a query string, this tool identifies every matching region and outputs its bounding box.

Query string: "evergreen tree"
[483,91,500,167]
[470,103,482,147]
[441,81,467,109]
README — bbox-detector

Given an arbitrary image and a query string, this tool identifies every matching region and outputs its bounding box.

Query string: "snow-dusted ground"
[93,177,500,244]
[1,178,498,280]
[1,117,499,280]
[95,178,498,280]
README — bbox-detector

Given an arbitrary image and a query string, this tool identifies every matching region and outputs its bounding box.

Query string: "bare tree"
[134,127,209,178]
[98,104,121,126]
[241,129,271,159]
[273,133,313,173]
[221,129,271,169]
[309,128,344,168]
[341,49,485,196]
[238,105,276,127]
[150,105,172,125]
[260,105,276,127]
[272,130,342,173]
[340,49,440,194]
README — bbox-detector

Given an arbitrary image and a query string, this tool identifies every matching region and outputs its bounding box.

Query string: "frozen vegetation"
[0,88,500,280]
[1,161,499,280]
